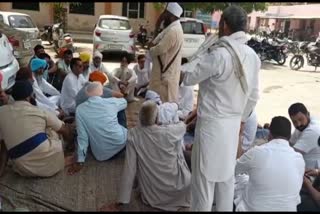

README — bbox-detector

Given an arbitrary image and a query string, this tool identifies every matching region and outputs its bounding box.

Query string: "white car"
[93,15,135,59]
[0,32,19,90]
[0,11,42,49]
[180,18,207,60]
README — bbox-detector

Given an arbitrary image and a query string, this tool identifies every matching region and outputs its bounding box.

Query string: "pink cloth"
[0,71,3,86]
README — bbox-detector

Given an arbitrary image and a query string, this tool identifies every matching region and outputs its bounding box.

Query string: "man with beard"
[0,81,74,177]
[148,2,183,103]
[79,52,92,81]
[289,103,320,169]
[180,5,260,211]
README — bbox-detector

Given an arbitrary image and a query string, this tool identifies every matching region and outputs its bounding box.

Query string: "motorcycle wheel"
[277,52,286,65]
[289,55,304,70]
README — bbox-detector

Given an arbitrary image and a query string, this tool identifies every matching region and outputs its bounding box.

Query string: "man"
[30,58,62,117]
[113,55,138,102]
[0,80,74,177]
[89,51,113,83]
[234,116,305,211]
[29,45,45,63]
[75,71,127,128]
[79,52,92,81]
[289,103,320,169]
[241,110,258,153]
[134,54,150,97]
[101,101,190,211]
[60,58,86,116]
[148,2,183,103]
[38,53,58,81]
[54,49,73,91]
[68,82,127,175]
[181,6,260,211]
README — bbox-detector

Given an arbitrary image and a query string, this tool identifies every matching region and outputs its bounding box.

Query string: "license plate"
[185,38,198,43]
[23,41,31,49]
[108,44,122,49]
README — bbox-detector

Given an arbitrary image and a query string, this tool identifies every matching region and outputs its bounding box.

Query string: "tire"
[290,55,304,70]
[277,52,286,65]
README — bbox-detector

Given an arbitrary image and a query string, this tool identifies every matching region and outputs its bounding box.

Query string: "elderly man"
[75,71,127,128]
[68,82,127,175]
[101,101,190,211]
[234,116,305,211]
[0,80,74,177]
[30,59,62,117]
[79,52,92,81]
[134,54,151,97]
[148,2,183,103]
[113,55,138,102]
[289,103,320,169]
[181,6,260,211]
[60,58,86,116]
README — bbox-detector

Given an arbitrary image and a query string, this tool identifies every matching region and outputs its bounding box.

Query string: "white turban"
[145,90,162,105]
[93,50,103,59]
[166,2,183,18]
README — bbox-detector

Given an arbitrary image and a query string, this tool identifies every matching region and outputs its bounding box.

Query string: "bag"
[157,45,182,74]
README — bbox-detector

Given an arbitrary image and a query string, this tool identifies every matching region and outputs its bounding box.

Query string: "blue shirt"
[76,96,127,162]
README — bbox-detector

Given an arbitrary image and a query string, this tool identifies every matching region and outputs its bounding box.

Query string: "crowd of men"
[0,3,320,212]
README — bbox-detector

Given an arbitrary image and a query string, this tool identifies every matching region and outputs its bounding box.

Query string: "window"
[122,3,145,19]
[69,3,95,16]
[8,15,36,28]
[99,18,131,30]
[181,21,205,35]
[12,2,39,11]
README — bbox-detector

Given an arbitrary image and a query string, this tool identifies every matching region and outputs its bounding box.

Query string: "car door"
[0,32,14,68]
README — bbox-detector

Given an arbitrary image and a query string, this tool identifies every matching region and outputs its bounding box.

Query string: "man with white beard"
[181,5,260,211]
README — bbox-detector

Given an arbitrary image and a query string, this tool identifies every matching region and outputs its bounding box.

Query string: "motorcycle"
[289,38,320,71]
[52,23,75,55]
[137,25,148,48]
[40,24,53,45]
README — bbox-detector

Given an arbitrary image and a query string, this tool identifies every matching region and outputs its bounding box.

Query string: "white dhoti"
[49,95,61,107]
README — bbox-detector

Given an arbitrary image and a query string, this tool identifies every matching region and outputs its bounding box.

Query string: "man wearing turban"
[79,52,92,81]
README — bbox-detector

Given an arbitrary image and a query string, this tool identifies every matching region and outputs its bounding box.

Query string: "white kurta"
[182,31,260,211]
[290,117,320,169]
[234,139,305,211]
[60,72,86,115]
[57,59,72,74]
[113,67,137,100]
[178,84,194,120]
[149,20,184,103]
[133,64,150,89]
[242,110,258,152]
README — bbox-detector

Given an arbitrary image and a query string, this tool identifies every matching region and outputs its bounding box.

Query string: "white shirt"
[57,59,72,74]
[291,117,320,169]
[177,84,194,120]
[157,103,179,125]
[242,110,258,151]
[235,139,305,211]
[60,72,86,115]
[133,64,150,88]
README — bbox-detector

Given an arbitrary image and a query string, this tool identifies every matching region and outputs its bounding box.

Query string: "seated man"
[134,54,150,97]
[234,116,305,211]
[54,49,73,91]
[30,59,62,117]
[68,82,128,175]
[0,80,74,177]
[28,44,45,65]
[60,58,86,116]
[289,103,320,169]
[75,71,127,128]
[113,54,138,102]
[101,101,191,211]
[38,53,58,81]
[241,110,258,153]
[79,52,92,81]
[89,51,114,87]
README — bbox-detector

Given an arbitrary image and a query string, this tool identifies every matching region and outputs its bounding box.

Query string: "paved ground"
[43,42,320,125]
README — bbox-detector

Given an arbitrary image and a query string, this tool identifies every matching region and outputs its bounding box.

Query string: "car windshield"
[181,21,205,35]
[99,18,130,30]
[8,15,36,28]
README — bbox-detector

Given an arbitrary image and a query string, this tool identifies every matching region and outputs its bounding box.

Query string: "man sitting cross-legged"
[68,82,128,175]
[101,100,191,211]
[234,116,305,211]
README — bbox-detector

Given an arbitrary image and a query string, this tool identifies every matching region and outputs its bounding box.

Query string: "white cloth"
[57,59,72,74]
[133,64,150,88]
[234,139,305,211]
[145,51,153,74]
[60,72,86,115]
[145,90,162,105]
[88,62,113,85]
[291,117,320,169]
[158,103,179,125]
[178,84,194,120]
[113,67,137,100]
[166,2,183,18]
[242,110,258,151]
[93,50,103,59]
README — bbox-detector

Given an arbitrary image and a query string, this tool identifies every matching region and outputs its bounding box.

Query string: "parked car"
[93,15,135,60]
[0,22,33,67]
[0,31,20,90]
[180,18,207,60]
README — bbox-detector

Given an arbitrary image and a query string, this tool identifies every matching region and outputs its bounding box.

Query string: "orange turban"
[89,71,108,85]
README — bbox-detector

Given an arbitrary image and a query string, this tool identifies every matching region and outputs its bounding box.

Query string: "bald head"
[139,101,158,126]
[85,82,103,97]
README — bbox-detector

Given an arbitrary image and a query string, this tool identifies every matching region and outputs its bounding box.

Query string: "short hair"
[15,67,33,81]
[70,58,82,70]
[181,58,188,65]
[269,116,291,140]
[63,49,73,56]
[34,44,44,53]
[120,53,132,64]
[288,103,308,116]
[85,81,102,96]
[139,101,158,126]
[222,5,247,33]
[137,54,145,61]
[38,53,51,60]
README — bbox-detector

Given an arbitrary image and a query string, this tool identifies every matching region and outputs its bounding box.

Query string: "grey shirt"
[75,82,113,107]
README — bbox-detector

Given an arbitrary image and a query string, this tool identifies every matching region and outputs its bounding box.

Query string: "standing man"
[181,6,260,211]
[148,2,183,103]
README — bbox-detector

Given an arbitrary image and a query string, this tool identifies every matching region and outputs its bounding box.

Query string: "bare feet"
[64,154,75,167]
[67,163,84,176]
[99,202,121,211]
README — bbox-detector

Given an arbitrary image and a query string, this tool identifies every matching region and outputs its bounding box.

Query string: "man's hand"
[303,175,313,188]
[99,202,122,211]
[305,169,320,177]
[57,109,65,120]
[67,162,84,175]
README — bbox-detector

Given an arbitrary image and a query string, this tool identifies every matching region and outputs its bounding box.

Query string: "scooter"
[52,23,75,55]
[137,25,148,48]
